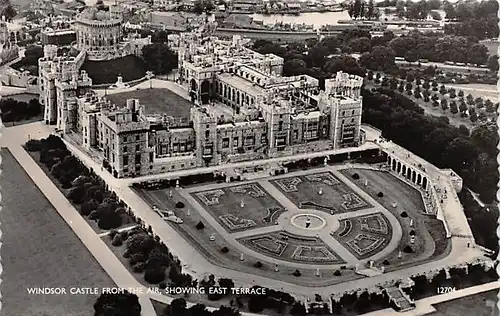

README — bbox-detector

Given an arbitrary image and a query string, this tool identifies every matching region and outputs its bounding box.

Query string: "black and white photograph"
[0,0,498,315]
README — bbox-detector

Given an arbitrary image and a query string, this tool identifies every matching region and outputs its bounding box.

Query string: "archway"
[402,165,407,175]
[200,80,210,104]
[407,169,412,180]
[397,161,401,174]
[422,177,428,189]
[412,170,416,183]
[392,160,396,171]
[417,174,422,185]
[190,79,198,92]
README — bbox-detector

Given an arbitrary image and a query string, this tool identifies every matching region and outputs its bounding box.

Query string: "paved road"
[2,122,491,311]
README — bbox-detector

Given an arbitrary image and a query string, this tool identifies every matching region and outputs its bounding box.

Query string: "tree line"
[0,97,41,123]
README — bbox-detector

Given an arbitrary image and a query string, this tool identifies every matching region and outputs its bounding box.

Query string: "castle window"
[123,156,128,165]
[123,146,127,152]
[222,138,229,148]
[135,154,141,164]
[352,110,355,115]
[205,130,210,138]
[233,137,239,148]
[136,144,140,152]
[136,135,140,141]
[149,152,153,163]
[342,111,345,116]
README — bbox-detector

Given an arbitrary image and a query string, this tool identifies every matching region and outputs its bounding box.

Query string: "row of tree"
[408,262,497,300]
[363,87,498,203]
[25,135,129,230]
[0,97,41,123]
[443,0,498,40]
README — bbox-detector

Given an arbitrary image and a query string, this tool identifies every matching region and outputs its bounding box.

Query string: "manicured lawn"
[239,231,346,265]
[134,187,363,287]
[339,168,451,269]
[81,55,146,85]
[0,148,115,316]
[191,183,285,232]
[334,212,393,260]
[104,88,192,117]
[271,171,372,214]
[430,289,499,316]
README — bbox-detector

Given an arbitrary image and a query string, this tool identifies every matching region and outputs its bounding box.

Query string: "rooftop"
[217,73,265,97]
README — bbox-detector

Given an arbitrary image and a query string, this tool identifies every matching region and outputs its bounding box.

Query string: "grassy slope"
[0,148,115,316]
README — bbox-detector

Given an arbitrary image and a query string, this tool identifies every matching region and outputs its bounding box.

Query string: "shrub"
[333,270,341,276]
[109,228,119,239]
[123,249,131,258]
[111,234,123,247]
[159,282,167,289]
[129,253,147,266]
[352,173,360,180]
[400,211,408,218]
[403,245,413,253]
[88,210,99,220]
[144,266,166,284]
[132,262,145,273]
[254,261,263,268]
[383,260,390,265]
[377,192,384,197]
[220,246,229,253]
[293,269,301,277]
[175,201,185,208]
[98,211,123,230]
[196,221,205,229]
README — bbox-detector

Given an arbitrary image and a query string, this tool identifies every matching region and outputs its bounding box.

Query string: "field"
[0,148,115,316]
[104,88,193,117]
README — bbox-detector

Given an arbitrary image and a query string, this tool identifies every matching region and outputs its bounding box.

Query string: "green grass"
[81,55,146,85]
[0,148,115,316]
[105,88,193,117]
[430,289,499,316]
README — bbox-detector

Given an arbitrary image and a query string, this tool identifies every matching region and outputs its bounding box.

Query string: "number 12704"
[437,287,456,294]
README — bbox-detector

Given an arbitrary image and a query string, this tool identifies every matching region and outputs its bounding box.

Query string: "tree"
[404,50,419,64]
[459,100,468,113]
[450,101,458,115]
[218,278,235,292]
[290,302,307,316]
[170,298,187,316]
[283,59,307,76]
[193,0,205,14]
[94,291,141,316]
[348,37,371,53]
[358,46,396,71]
[142,43,178,75]
[487,55,499,72]
[441,99,448,111]
[458,90,464,98]
[144,266,166,284]
[467,43,489,66]
[485,99,495,113]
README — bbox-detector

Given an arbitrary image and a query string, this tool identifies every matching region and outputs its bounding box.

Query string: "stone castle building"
[74,1,151,60]
[40,31,364,178]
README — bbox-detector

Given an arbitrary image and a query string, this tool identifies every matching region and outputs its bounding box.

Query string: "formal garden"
[239,231,346,265]
[339,168,451,269]
[271,172,372,214]
[24,135,135,233]
[334,212,393,260]
[191,183,286,233]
